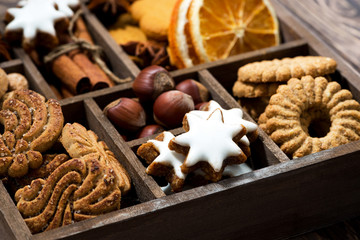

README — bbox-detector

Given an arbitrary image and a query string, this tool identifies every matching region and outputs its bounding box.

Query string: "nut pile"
[103,65,210,140]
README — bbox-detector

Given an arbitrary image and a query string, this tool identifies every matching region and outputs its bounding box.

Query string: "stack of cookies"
[233,56,338,120]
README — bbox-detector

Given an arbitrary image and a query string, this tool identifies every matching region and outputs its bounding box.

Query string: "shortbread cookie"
[169,108,248,182]
[137,131,186,192]
[0,90,64,178]
[15,123,131,233]
[233,80,281,98]
[237,97,270,121]
[130,0,177,40]
[237,56,337,83]
[259,76,360,158]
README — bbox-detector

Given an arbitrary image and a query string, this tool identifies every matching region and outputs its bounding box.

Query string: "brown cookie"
[233,80,282,98]
[130,0,177,40]
[237,56,337,83]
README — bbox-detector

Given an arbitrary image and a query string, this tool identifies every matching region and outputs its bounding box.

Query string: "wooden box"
[1,1,360,239]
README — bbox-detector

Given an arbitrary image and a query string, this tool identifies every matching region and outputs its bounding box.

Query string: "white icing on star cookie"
[173,108,244,172]
[18,0,79,17]
[188,100,258,146]
[6,0,66,39]
[147,131,186,179]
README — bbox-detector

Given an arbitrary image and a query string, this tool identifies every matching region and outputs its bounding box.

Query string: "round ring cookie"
[237,56,337,83]
[258,76,360,158]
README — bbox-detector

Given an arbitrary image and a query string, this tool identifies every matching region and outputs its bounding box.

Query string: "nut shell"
[137,124,164,139]
[104,98,146,132]
[175,79,209,105]
[132,65,175,103]
[153,90,195,128]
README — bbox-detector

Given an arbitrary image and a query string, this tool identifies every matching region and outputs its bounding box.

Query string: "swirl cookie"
[15,123,131,233]
[258,76,360,158]
[0,90,64,178]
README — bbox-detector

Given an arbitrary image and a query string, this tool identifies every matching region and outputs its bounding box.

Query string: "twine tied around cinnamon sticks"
[44,9,131,86]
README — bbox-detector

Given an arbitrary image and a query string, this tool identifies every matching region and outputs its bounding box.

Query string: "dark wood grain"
[277,0,360,72]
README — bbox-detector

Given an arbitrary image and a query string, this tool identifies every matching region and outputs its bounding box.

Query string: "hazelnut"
[136,124,164,139]
[175,79,209,105]
[7,73,29,91]
[153,90,194,128]
[104,97,146,132]
[132,65,175,103]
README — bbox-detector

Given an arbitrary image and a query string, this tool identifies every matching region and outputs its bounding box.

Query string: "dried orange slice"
[169,0,280,68]
[188,0,279,63]
[168,0,201,69]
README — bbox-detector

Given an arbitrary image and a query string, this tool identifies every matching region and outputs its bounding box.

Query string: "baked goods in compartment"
[137,100,258,192]
[100,65,211,141]
[3,0,131,100]
[87,0,280,71]
[232,56,337,120]
[258,76,360,159]
[0,91,136,234]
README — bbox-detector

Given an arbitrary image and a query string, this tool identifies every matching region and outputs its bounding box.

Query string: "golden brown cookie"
[233,80,282,98]
[0,90,64,178]
[137,131,186,192]
[237,97,270,121]
[0,68,9,98]
[237,56,337,83]
[130,0,177,40]
[258,76,360,158]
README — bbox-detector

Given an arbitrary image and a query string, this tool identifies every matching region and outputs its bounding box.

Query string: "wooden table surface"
[275,1,360,239]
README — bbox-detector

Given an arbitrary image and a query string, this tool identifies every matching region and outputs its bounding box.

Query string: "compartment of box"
[0,96,164,239]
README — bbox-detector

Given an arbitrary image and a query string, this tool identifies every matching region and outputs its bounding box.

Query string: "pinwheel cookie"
[258,76,360,158]
[15,123,131,233]
[0,89,64,178]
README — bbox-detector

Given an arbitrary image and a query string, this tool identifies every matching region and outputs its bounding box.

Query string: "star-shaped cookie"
[169,108,247,182]
[137,131,186,192]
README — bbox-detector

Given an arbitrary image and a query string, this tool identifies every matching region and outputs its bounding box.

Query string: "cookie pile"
[233,56,337,120]
[137,100,258,192]
[1,90,131,233]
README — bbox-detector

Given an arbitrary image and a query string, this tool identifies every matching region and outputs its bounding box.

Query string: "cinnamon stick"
[71,53,114,90]
[51,55,91,94]
[75,18,94,44]
[49,85,63,100]
[61,85,75,99]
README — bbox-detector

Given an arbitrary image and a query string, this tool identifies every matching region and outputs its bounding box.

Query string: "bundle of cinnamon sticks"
[50,17,114,99]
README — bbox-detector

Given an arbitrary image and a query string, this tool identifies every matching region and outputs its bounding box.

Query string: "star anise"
[0,35,12,62]
[121,41,173,70]
[87,0,130,15]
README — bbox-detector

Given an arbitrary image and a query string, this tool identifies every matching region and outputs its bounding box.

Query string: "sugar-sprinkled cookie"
[169,108,248,182]
[137,131,186,192]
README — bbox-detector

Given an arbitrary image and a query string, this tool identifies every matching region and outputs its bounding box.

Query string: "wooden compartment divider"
[0,0,360,239]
